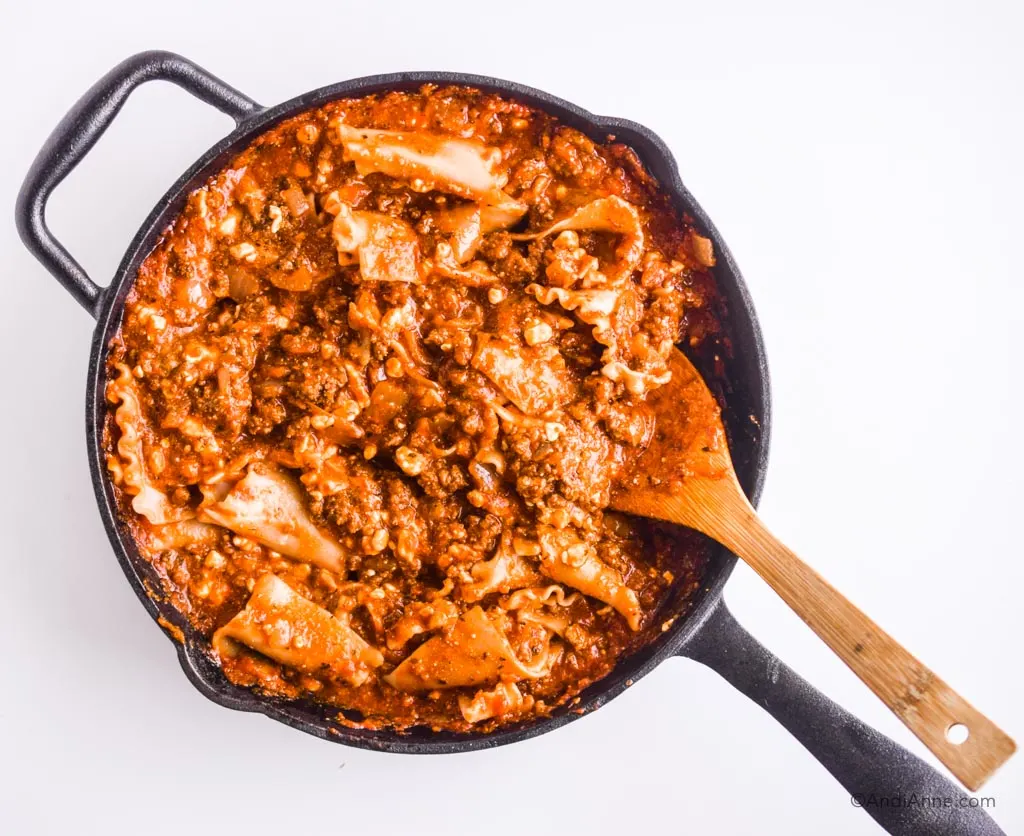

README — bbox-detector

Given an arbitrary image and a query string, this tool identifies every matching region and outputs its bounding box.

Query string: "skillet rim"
[84,70,772,753]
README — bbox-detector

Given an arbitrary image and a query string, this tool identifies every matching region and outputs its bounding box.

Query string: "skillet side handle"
[680,601,1006,836]
[15,50,262,318]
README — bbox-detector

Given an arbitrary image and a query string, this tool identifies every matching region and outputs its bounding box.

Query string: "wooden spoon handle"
[673,480,1016,791]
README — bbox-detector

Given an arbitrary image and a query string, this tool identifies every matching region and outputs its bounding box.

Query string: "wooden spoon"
[610,347,1015,791]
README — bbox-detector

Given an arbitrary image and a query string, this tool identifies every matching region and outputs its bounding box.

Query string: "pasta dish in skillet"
[104,85,725,731]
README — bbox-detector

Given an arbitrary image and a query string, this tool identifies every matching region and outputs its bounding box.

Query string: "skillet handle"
[680,601,1006,836]
[15,50,262,318]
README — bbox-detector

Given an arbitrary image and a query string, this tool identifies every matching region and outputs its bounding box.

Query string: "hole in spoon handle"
[947,723,970,745]
[892,674,1015,791]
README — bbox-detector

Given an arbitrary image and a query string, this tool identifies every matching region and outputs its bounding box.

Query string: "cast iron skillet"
[16,51,1003,836]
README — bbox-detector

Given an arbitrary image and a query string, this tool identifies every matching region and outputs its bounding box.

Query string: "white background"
[1,1,1021,833]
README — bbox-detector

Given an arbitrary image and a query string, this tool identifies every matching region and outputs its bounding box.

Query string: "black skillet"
[16,51,1004,836]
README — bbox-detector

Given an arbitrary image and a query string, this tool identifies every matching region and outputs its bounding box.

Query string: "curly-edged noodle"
[197,463,346,573]
[333,123,526,214]
[213,575,384,687]
[329,202,421,282]
[106,364,192,525]
[527,282,671,397]
[511,195,644,280]
[600,361,672,396]
[501,585,579,637]
[384,606,559,692]
[527,284,618,339]
[459,681,528,724]
[502,585,579,610]
[490,401,565,441]
[107,365,147,494]
[537,527,642,631]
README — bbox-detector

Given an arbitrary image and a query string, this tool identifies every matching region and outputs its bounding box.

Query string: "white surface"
[1,1,1021,833]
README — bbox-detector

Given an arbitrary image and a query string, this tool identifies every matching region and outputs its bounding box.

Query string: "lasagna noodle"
[517,199,673,395]
[432,241,499,286]
[332,123,527,222]
[503,586,580,638]
[601,361,673,396]
[329,201,421,282]
[213,574,384,686]
[502,584,579,610]
[461,535,543,602]
[386,599,460,651]
[433,202,527,263]
[148,519,222,551]
[458,682,527,724]
[107,364,190,525]
[471,333,574,415]
[434,205,482,262]
[512,195,644,280]
[384,606,559,692]
[538,528,642,631]
[526,282,671,396]
[197,464,346,573]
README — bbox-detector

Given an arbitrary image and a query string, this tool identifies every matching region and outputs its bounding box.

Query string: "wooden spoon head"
[611,347,743,526]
